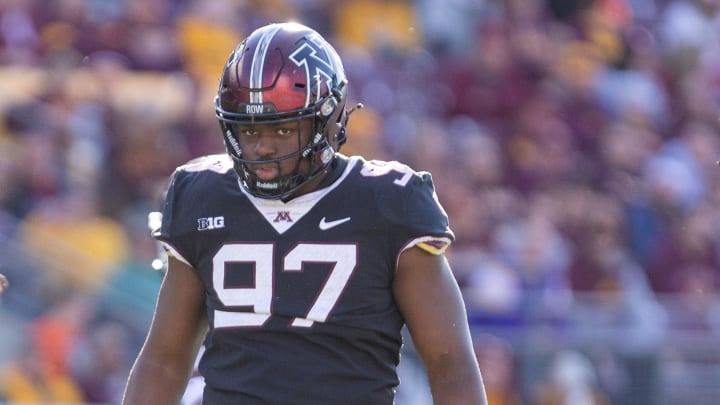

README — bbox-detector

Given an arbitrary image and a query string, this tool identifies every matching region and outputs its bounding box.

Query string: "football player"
[123,22,486,405]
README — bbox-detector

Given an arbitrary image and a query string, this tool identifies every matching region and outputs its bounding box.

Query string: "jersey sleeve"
[401,171,454,254]
[153,154,236,268]
[360,158,454,255]
[153,168,195,267]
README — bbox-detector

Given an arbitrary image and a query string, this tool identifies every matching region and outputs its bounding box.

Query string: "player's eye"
[276,128,293,137]
[238,128,258,137]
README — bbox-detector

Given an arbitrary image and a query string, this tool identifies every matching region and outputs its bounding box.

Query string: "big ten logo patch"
[198,216,225,231]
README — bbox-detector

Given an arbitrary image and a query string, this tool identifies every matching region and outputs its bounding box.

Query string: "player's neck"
[282,155,347,202]
[316,155,347,189]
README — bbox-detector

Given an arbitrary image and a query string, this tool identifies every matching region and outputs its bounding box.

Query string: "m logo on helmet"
[289,38,337,107]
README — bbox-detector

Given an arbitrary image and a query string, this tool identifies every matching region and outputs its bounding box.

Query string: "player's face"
[236,118,314,181]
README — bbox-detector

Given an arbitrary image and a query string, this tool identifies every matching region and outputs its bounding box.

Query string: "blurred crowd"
[0,0,719,404]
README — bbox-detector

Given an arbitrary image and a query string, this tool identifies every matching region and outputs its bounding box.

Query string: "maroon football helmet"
[215,22,352,199]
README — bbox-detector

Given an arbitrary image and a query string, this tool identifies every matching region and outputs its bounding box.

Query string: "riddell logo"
[225,130,241,154]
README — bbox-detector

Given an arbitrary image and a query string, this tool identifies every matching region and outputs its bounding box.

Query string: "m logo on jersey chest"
[198,216,225,231]
[273,211,293,223]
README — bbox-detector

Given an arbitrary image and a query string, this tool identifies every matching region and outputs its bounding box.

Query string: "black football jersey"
[155,154,454,405]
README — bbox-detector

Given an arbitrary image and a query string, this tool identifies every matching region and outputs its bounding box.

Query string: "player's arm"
[394,246,487,405]
[123,256,208,405]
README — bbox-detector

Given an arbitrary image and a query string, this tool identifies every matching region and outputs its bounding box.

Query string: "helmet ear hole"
[320,145,335,164]
[320,98,337,117]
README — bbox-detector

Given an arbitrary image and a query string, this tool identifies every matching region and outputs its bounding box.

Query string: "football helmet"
[215,22,354,199]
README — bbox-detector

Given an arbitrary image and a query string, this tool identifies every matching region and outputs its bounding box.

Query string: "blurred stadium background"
[0,0,719,404]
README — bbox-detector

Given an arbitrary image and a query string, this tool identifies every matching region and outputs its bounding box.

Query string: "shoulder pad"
[178,154,234,174]
[353,158,454,246]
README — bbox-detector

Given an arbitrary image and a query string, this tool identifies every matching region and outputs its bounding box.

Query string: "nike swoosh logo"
[319,216,351,230]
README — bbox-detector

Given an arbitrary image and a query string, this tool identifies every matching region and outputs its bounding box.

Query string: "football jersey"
[155,154,454,405]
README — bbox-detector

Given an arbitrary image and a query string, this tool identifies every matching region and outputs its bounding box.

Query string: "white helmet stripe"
[250,24,282,103]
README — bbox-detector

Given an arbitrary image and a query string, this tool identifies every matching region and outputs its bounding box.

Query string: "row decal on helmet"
[289,36,335,108]
[250,24,283,103]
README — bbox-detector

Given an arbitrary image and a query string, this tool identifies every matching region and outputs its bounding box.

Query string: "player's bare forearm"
[123,354,192,405]
[427,361,488,405]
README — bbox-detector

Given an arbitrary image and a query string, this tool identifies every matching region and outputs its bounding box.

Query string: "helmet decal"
[249,24,283,103]
[289,36,338,107]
